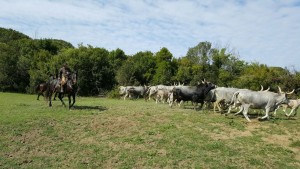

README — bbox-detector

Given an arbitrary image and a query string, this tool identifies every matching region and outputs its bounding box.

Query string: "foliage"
[116,51,156,85]
[152,48,176,85]
[0,27,300,96]
[0,27,30,43]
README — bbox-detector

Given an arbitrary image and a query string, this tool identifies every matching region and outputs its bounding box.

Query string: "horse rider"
[59,62,72,92]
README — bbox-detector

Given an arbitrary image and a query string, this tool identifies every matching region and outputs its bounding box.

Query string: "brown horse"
[46,71,78,109]
[36,74,58,100]
[36,82,58,100]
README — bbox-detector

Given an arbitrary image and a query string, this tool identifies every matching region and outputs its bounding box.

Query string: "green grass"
[0,92,299,168]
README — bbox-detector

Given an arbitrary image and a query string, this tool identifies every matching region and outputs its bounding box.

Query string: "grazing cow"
[169,81,216,110]
[275,99,300,117]
[231,87,294,122]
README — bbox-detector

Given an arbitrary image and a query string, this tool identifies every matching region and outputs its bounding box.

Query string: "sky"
[1,0,300,70]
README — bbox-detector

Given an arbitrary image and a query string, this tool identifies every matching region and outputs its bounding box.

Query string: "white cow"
[275,99,300,117]
[231,87,294,122]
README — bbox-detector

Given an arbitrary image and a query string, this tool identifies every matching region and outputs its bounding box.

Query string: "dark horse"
[35,75,57,100]
[46,71,78,109]
[36,82,57,100]
[36,82,48,100]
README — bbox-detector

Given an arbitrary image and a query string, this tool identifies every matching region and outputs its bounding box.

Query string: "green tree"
[109,48,127,72]
[49,45,114,96]
[116,51,155,85]
[151,47,176,85]
[174,57,194,84]
[0,27,30,43]
[116,58,136,85]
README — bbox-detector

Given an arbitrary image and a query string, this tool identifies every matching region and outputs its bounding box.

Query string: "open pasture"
[0,92,299,168]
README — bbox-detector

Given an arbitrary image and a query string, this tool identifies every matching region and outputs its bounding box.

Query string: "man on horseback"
[59,62,72,93]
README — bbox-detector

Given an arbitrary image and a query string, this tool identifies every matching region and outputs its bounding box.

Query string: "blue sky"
[1,0,300,70]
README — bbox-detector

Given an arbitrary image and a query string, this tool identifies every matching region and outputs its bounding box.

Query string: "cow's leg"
[179,100,184,107]
[226,105,233,115]
[213,101,222,113]
[273,106,280,116]
[213,102,217,113]
[293,108,298,116]
[169,101,173,108]
[260,108,270,120]
[148,94,152,101]
[193,102,198,110]
[217,101,223,112]
[234,106,244,116]
[155,93,162,104]
[225,105,233,115]
[286,108,295,117]
[241,105,251,122]
[199,102,204,110]
[123,93,128,100]
[282,106,288,116]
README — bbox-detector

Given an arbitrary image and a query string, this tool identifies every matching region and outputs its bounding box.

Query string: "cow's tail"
[230,91,239,106]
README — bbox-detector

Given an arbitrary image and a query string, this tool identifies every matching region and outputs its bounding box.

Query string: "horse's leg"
[58,93,66,107]
[53,92,57,100]
[68,94,72,109]
[37,93,40,100]
[71,93,76,108]
[49,92,53,107]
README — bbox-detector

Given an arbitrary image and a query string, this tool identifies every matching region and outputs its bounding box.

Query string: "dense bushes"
[0,27,299,96]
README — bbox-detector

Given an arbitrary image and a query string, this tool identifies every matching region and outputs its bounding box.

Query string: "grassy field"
[0,92,299,169]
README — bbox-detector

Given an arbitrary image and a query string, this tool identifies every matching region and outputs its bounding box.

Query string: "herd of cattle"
[119,81,299,122]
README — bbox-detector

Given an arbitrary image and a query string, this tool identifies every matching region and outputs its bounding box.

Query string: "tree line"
[0,27,299,97]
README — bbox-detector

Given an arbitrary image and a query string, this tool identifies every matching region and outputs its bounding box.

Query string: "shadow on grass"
[72,105,107,111]
[225,112,298,122]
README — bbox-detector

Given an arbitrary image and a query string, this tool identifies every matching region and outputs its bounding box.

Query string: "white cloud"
[0,0,300,70]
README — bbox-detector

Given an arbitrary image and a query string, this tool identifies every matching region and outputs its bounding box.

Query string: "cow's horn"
[264,87,270,91]
[260,85,263,91]
[278,86,283,93]
[287,89,295,95]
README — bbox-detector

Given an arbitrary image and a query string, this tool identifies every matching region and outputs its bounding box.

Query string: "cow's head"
[119,86,127,95]
[277,86,295,105]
